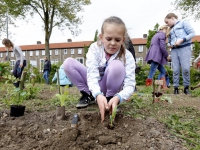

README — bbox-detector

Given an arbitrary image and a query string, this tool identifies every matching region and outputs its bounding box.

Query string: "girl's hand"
[96,95,109,122]
[175,39,183,46]
[20,64,23,68]
[108,96,120,114]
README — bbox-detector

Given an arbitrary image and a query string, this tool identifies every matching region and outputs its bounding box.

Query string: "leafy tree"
[1,0,91,60]
[193,40,200,58]
[146,23,159,49]
[173,0,200,21]
[84,29,98,58]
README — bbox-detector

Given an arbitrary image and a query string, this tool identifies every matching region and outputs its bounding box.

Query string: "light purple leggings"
[63,58,125,97]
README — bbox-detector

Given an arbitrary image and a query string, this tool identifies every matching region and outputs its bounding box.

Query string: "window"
[55,49,59,55]
[42,50,45,56]
[76,57,84,65]
[40,59,44,72]
[11,52,14,57]
[64,49,67,54]
[71,49,74,54]
[50,50,52,56]
[51,59,58,64]
[0,53,2,58]
[36,50,39,56]
[78,48,82,54]
[191,44,194,51]
[30,51,33,56]
[136,57,143,65]
[10,60,15,71]
[30,60,37,67]
[23,51,26,56]
[138,46,143,52]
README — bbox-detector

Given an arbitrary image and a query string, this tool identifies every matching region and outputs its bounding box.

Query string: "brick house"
[0,36,200,71]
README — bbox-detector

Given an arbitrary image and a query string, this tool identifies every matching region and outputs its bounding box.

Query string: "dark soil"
[0,84,199,150]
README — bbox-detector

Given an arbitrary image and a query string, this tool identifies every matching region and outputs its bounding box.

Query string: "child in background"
[145,25,170,89]
[52,64,72,92]
[63,16,136,122]
[165,13,195,94]
[2,38,26,88]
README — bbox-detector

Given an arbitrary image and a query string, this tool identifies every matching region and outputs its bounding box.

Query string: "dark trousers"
[13,60,26,78]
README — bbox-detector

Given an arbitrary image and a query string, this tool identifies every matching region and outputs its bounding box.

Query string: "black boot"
[13,81,20,88]
[174,87,179,94]
[184,86,190,95]
[76,91,95,108]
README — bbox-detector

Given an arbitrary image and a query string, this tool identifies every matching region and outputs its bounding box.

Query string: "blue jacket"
[167,20,195,47]
[52,65,72,85]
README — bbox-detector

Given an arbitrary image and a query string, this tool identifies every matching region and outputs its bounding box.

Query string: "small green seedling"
[55,86,69,107]
[109,106,117,127]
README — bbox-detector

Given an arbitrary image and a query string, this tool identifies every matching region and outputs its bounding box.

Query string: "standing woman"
[2,38,26,87]
[145,25,170,89]
[164,13,195,94]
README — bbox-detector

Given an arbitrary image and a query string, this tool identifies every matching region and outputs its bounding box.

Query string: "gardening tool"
[71,114,78,128]
[190,84,200,90]
[152,80,163,103]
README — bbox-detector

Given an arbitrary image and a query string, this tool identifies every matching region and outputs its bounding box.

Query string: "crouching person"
[63,16,136,122]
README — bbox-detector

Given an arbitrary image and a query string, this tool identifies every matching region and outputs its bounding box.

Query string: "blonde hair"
[158,25,168,31]
[98,16,127,63]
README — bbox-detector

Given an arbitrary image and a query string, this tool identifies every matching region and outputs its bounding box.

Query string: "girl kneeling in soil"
[63,16,136,122]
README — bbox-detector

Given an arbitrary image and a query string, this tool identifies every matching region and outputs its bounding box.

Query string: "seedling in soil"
[108,106,117,129]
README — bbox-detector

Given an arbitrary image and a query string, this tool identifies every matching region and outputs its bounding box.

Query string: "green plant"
[3,88,27,106]
[55,86,70,107]
[110,106,117,126]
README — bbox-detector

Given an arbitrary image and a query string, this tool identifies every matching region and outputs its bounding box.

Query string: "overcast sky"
[0,0,200,47]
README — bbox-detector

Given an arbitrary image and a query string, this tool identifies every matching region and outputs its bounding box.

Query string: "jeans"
[43,70,49,84]
[148,61,166,79]
[13,60,26,78]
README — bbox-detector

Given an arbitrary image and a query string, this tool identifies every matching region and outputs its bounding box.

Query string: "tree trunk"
[19,71,26,90]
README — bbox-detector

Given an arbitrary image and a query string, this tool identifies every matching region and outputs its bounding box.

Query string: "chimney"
[67,39,72,42]
[143,34,147,39]
[37,41,41,44]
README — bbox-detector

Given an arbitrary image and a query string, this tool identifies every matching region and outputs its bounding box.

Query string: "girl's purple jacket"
[145,31,168,65]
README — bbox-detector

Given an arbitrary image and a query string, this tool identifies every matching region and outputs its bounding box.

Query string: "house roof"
[0,35,200,52]
[0,41,92,52]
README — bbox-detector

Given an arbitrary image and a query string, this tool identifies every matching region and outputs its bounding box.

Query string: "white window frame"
[76,57,84,65]
[64,49,67,54]
[10,60,15,71]
[36,50,39,56]
[136,57,143,65]
[51,59,58,65]
[30,60,37,67]
[23,51,26,56]
[50,50,52,56]
[40,59,44,72]
[11,52,14,57]
[191,56,195,66]
[42,50,45,56]
[78,48,82,54]
[0,53,2,58]
[55,49,59,55]
[30,51,33,56]
[138,46,143,52]
[71,49,74,54]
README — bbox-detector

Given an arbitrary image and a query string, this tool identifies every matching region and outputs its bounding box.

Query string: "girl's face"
[165,17,176,27]
[100,23,125,55]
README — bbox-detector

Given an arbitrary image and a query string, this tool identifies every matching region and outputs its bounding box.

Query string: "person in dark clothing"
[43,56,51,84]
[125,34,140,91]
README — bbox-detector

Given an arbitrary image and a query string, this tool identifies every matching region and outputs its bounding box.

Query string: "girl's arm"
[183,21,195,42]
[15,45,24,66]
[117,51,136,103]
[86,43,102,99]
[159,34,168,58]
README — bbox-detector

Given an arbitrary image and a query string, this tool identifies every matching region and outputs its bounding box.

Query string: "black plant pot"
[10,105,26,117]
